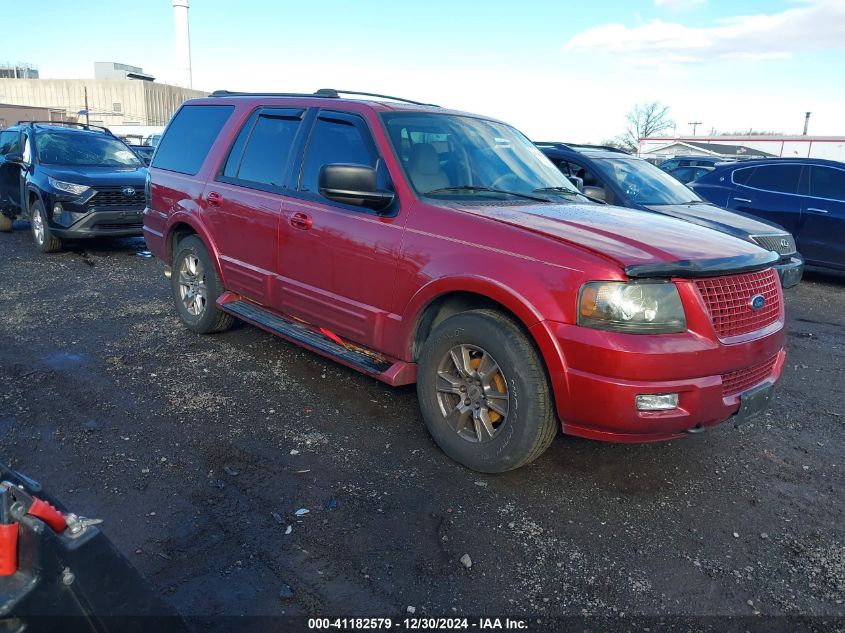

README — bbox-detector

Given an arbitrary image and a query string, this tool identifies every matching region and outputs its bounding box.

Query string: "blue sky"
[3,0,844,141]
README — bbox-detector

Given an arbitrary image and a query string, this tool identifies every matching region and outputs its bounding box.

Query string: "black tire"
[171,235,234,334]
[30,200,62,253]
[417,309,557,473]
[0,213,13,232]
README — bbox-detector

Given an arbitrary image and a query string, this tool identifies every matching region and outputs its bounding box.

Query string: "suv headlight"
[578,280,686,333]
[48,177,90,196]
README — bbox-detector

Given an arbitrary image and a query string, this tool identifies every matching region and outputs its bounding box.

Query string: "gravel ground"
[1,224,843,630]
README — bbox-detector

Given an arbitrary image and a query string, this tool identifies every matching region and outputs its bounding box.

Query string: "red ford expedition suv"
[143,90,786,472]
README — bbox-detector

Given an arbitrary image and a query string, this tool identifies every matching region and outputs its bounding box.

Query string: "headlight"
[578,280,686,333]
[48,177,90,196]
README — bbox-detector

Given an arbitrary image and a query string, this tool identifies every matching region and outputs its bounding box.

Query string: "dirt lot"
[1,224,843,629]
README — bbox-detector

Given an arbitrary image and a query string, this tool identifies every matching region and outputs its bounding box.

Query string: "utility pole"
[803,112,811,136]
[84,87,90,126]
[688,121,702,136]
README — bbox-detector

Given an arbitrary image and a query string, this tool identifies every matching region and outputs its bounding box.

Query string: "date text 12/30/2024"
[308,618,529,630]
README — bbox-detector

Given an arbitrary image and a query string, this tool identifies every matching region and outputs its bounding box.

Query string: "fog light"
[636,393,679,411]
[53,203,63,214]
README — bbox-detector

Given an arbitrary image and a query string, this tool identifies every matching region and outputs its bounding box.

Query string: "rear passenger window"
[152,105,234,175]
[742,164,802,194]
[221,109,303,189]
[809,166,845,201]
[299,115,377,194]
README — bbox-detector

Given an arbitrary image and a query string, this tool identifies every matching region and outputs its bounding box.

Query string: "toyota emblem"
[122,187,136,197]
[750,294,766,311]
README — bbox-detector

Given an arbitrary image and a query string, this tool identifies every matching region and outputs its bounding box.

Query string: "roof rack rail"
[17,120,114,135]
[210,88,437,107]
[534,141,630,154]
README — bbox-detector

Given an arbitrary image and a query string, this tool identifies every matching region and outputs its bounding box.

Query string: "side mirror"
[4,152,24,164]
[567,175,584,192]
[582,185,607,202]
[318,163,395,212]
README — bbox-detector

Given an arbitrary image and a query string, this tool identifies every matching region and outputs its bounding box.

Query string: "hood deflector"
[625,250,779,279]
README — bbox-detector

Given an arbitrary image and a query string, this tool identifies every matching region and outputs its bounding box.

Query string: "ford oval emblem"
[122,187,136,197]
[750,294,766,310]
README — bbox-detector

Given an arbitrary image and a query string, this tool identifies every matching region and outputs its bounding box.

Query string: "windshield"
[381,112,582,200]
[35,132,142,167]
[591,157,703,205]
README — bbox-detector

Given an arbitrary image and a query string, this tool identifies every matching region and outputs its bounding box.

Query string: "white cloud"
[565,0,845,65]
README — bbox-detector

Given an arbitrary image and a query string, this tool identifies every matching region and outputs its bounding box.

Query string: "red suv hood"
[451,201,768,271]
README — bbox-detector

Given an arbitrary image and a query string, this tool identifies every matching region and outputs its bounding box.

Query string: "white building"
[639,136,845,163]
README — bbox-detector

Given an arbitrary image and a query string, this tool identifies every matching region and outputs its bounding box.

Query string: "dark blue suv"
[0,122,146,252]
[689,158,845,271]
[537,143,804,287]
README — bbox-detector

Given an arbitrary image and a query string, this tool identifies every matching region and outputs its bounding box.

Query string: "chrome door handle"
[733,197,751,203]
[807,207,828,214]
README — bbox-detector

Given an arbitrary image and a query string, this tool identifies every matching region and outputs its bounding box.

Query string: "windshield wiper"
[424,186,550,203]
[533,187,581,197]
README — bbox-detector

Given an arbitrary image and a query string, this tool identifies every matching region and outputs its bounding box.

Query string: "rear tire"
[171,235,234,334]
[30,200,62,253]
[0,214,12,232]
[417,309,557,472]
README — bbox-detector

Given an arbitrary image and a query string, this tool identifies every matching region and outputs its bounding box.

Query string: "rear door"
[726,163,803,235]
[277,109,404,348]
[798,164,845,267]
[203,107,306,307]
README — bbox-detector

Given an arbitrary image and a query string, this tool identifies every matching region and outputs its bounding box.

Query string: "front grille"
[92,222,143,231]
[721,354,778,398]
[751,233,796,256]
[85,189,145,209]
[696,268,781,339]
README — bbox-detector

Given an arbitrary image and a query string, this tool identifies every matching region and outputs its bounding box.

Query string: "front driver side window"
[299,115,377,195]
[21,135,31,163]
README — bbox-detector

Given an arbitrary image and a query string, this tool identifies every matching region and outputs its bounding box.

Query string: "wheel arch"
[164,217,225,281]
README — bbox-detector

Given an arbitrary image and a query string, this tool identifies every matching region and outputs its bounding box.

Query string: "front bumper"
[530,319,786,443]
[49,204,144,239]
[774,255,803,289]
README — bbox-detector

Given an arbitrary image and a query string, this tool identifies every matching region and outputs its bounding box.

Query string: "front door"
[798,164,845,267]
[276,110,404,349]
[202,107,306,307]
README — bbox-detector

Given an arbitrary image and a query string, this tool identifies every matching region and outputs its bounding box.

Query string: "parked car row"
[535,142,804,288]
[653,154,844,270]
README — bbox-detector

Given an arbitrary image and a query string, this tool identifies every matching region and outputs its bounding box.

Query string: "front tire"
[30,200,62,253]
[417,309,558,472]
[171,235,234,334]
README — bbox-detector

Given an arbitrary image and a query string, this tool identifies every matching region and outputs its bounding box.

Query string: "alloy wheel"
[31,209,45,245]
[435,344,510,443]
[178,254,207,316]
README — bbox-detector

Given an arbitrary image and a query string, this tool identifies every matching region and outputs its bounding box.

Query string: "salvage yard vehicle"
[689,158,845,271]
[144,90,786,472]
[0,122,146,252]
[537,143,804,288]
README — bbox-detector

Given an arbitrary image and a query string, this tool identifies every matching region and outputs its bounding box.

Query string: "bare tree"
[617,102,674,153]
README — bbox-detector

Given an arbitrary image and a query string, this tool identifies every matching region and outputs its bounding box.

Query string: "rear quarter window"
[731,166,755,185]
[152,104,234,175]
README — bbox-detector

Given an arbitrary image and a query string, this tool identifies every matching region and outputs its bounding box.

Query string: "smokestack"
[173,0,193,88]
